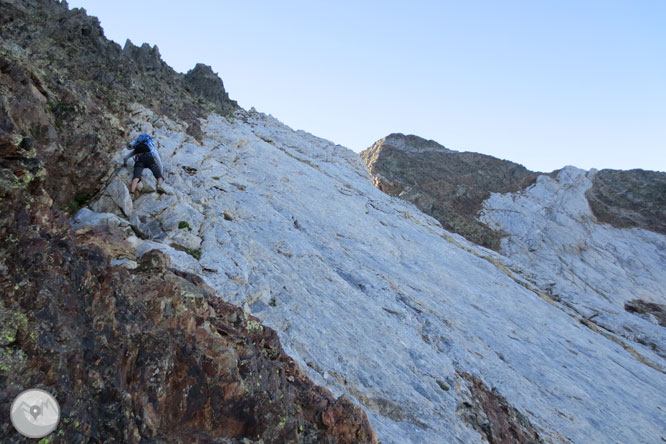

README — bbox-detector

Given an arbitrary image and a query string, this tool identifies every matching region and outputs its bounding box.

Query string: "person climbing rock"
[123,133,165,194]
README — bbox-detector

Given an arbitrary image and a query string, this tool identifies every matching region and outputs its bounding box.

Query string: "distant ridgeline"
[361,133,540,250]
[362,133,666,249]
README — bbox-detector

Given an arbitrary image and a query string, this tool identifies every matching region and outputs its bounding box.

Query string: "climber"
[123,133,164,193]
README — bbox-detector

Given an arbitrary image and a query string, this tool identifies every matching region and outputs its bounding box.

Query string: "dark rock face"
[185,63,235,114]
[123,40,169,72]
[361,133,539,250]
[0,135,377,443]
[585,169,666,235]
[456,372,543,444]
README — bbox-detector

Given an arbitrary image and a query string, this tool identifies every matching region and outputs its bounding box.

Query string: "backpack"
[133,134,153,155]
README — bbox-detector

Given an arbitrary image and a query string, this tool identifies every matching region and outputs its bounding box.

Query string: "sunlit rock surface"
[81,107,666,444]
[480,166,666,364]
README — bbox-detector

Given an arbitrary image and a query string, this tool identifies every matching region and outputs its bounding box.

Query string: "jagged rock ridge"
[361,133,539,250]
[0,0,236,205]
[184,63,234,112]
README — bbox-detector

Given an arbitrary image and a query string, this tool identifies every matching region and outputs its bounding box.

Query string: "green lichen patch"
[246,319,263,334]
[0,347,27,373]
[0,301,29,346]
[0,168,22,193]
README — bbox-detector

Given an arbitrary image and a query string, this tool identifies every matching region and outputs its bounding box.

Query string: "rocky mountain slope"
[1,1,374,442]
[362,134,666,361]
[2,2,666,444]
[71,102,666,444]
[478,166,666,361]
[1,0,234,206]
[362,133,666,441]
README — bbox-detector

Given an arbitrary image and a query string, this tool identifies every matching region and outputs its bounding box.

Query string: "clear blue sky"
[69,0,665,172]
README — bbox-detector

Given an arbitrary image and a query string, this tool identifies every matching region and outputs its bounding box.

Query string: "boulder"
[158,200,204,234]
[135,241,201,275]
[166,229,202,251]
[140,172,157,193]
[133,193,177,218]
[91,178,133,217]
[130,213,165,240]
[71,207,130,230]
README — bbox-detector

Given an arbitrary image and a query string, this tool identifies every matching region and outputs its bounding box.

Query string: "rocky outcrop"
[361,133,539,250]
[123,40,170,72]
[625,299,666,328]
[585,168,666,235]
[480,166,666,364]
[456,372,543,444]
[91,177,133,217]
[185,63,235,114]
[0,0,236,204]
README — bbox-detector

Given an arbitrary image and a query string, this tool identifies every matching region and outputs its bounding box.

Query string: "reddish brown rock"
[456,372,543,444]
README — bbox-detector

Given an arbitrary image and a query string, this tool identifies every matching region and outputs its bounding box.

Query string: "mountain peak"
[361,134,537,250]
[372,133,453,154]
[184,63,234,113]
